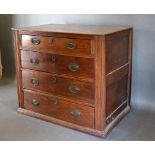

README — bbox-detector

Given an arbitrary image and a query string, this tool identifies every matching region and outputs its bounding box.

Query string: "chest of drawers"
[12,24,132,136]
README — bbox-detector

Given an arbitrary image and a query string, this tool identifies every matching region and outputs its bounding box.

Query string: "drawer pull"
[71,110,81,117]
[30,78,39,86]
[32,99,40,106]
[51,99,59,105]
[50,37,55,46]
[68,63,79,72]
[68,86,80,94]
[51,55,57,62]
[51,76,57,83]
[66,41,76,50]
[30,58,39,65]
[31,38,40,45]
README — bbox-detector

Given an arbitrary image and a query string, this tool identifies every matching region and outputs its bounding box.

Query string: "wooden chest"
[12,24,132,136]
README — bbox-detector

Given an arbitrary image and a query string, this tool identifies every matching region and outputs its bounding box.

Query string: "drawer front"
[21,50,94,81]
[24,91,94,128]
[21,35,92,56]
[22,70,94,104]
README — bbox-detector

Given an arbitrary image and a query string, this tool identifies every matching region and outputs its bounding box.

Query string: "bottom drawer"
[23,91,95,128]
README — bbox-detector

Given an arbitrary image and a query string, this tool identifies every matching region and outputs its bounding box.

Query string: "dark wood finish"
[106,63,129,86]
[12,24,132,137]
[24,91,94,128]
[127,29,133,104]
[105,30,130,74]
[106,75,128,117]
[21,50,94,81]
[105,30,132,125]
[22,69,94,104]
[106,101,128,124]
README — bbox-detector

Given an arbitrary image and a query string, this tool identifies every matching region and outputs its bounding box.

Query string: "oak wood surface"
[12,24,131,35]
[94,36,106,130]
[21,34,91,51]
[24,91,95,128]
[13,30,24,108]
[12,24,132,136]
[105,30,131,123]
[127,29,133,105]
[105,30,129,74]
[22,69,94,104]
[21,50,94,81]
[106,75,128,117]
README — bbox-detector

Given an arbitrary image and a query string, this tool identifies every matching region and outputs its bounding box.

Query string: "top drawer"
[20,35,93,57]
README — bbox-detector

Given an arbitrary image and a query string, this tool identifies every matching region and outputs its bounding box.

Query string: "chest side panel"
[105,29,132,124]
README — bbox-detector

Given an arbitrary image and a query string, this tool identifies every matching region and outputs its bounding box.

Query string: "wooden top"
[12,24,131,35]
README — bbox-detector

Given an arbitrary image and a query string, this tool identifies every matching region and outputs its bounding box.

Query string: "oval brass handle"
[30,78,39,86]
[68,63,79,72]
[51,99,59,105]
[68,86,80,94]
[30,58,39,65]
[32,99,40,106]
[51,55,57,62]
[66,41,76,49]
[31,38,40,45]
[71,110,81,117]
[51,76,57,83]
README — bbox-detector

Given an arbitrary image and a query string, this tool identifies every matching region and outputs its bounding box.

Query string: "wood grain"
[106,75,128,117]
[12,24,131,35]
[127,29,133,105]
[24,91,95,128]
[105,30,130,74]
[21,50,94,81]
[21,34,91,49]
[22,69,94,104]
[12,25,132,136]
[94,36,106,130]
[12,30,24,108]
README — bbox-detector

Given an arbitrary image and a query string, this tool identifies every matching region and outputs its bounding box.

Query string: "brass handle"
[30,78,39,86]
[31,38,40,45]
[51,76,57,83]
[32,99,39,106]
[51,99,59,105]
[68,86,80,94]
[68,63,79,72]
[51,55,57,62]
[71,110,81,117]
[66,41,76,49]
[30,58,39,65]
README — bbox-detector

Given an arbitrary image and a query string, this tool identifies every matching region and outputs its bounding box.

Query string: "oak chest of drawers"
[12,24,132,136]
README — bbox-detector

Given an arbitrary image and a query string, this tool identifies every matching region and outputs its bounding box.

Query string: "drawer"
[24,91,94,128]
[21,50,94,81]
[22,70,94,104]
[21,35,92,56]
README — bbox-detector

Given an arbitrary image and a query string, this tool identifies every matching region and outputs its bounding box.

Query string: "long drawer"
[21,50,94,81]
[24,91,95,128]
[21,35,92,56]
[22,70,94,104]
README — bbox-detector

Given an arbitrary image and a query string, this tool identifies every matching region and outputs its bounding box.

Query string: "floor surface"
[0,78,155,141]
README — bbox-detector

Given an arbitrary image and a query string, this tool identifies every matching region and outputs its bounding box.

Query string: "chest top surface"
[12,24,131,35]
